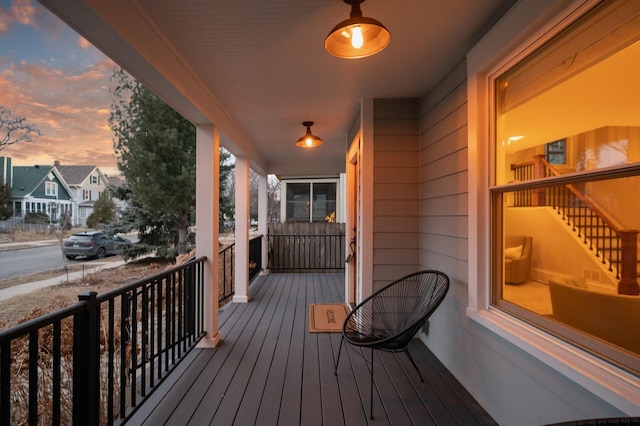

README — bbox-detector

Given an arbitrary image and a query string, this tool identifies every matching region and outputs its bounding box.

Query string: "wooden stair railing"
[510,155,639,295]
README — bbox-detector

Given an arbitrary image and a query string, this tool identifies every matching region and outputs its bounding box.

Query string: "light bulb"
[351,26,363,49]
[306,138,313,147]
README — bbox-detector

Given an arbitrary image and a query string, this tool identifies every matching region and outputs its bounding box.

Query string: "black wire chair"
[334,270,450,419]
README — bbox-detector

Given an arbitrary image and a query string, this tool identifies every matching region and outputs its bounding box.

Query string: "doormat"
[308,304,349,333]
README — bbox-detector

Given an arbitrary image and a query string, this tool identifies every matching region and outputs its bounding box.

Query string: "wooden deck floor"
[126,273,496,425]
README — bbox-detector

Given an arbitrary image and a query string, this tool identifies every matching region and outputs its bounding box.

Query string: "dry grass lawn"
[0,256,172,330]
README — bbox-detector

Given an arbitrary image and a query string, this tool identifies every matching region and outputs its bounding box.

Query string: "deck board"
[125,273,497,426]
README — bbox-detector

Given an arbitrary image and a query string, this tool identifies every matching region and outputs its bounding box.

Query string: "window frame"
[45,181,58,197]
[282,178,339,223]
[466,0,640,412]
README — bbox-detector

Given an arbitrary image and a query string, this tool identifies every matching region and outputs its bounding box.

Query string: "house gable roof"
[56,165,99,186]
[11,165,75,201]
[11,165,52,197]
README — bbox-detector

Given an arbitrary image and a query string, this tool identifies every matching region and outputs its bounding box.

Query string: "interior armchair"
[505,235,533,284]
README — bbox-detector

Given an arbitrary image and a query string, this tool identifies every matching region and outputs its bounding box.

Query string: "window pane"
[499,176,640,357]
[495,2,640,185]
[311,183,337,222]
[492,0,640,371]
[286,183,310,221]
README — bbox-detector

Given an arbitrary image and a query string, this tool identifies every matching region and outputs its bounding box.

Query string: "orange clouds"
[0,0,120,176]
[1,56,119,175]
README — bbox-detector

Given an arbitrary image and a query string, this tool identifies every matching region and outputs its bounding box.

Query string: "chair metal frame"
[334,270,450,419]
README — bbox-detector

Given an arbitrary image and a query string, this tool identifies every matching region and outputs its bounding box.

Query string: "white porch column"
[195,124,221,348]
[257,172,268,273]
[233,155,250,303]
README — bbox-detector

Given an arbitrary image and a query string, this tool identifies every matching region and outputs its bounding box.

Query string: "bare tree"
[0,106,40,150]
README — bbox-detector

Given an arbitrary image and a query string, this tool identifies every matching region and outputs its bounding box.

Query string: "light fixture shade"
[325,0,390,59]
[296,121,323,148]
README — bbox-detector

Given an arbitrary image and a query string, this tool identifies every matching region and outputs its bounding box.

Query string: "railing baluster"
[53,322,61,425]
[150,282,156,388]
[107,299,115,425]
[131,289,138,408]
[28,330,38,425]
[141,284,148,398]
[119,292,128,419]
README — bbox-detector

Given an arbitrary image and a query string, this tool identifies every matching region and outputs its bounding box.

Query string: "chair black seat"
[335,270,450,419]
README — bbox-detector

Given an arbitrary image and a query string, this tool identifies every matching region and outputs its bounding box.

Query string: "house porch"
[126,273,496,425]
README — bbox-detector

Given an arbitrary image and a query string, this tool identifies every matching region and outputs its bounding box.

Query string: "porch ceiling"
[38,0,514,176]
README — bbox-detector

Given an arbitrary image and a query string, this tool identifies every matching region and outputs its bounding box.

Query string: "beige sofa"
[548,276,640,354]
[505,235,532,284]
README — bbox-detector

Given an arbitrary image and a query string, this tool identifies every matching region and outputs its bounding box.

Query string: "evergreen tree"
[0,183,13,219]
[87,193,116,229]
[219,148,234,229]
[109,69,196,259]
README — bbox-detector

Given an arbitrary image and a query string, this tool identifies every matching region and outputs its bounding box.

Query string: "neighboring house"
[55,161,109,227]
[279,175,345,223]
[8,163,75,224]
[0,156,12,187]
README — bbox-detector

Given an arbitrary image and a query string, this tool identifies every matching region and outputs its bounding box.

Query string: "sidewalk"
[0,239,60,249]
[0,259,127,302]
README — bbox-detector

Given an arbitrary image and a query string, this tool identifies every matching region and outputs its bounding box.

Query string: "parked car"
[63,231,116,260]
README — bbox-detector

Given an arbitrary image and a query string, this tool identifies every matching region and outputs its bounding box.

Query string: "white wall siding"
[372,99,420,291]
[418,61,469,286]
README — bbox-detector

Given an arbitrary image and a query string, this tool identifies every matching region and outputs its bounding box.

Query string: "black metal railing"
[268,233,345,271]
[219,242,234,304]
[249,235,263,282]
[219,235,263,304]
[0,256,206,425]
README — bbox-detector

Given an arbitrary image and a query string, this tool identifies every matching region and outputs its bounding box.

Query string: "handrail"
[541,158,624,232]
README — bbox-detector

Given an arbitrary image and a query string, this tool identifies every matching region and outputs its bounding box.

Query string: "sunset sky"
[0,0,119,175]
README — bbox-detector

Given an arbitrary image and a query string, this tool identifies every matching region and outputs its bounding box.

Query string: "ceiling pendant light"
[296,121,323,148]
[325,0,390,59]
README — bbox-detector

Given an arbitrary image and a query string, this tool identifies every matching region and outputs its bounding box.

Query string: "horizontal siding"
[421,147,468,182]
[373,99,420,290]
[374,183,419,200]
[373,166,418,184]
[374,216,419,233]
[418,60,469,278]
[374,151,418,168]
[374,231,419,248]
[420,193,468,215]
[373,264,420,284]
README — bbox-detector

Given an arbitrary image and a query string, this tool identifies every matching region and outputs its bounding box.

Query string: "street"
[0,244,102,280]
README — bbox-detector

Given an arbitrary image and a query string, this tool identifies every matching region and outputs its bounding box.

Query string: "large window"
[492,1,640,373]
[285,181,337,222]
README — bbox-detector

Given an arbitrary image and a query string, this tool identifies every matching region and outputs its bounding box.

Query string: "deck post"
[73,291,99,425]
[233,155,250,303]
[196,125,221,347]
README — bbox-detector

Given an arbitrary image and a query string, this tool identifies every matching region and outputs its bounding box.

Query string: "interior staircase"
[511,157,640,292]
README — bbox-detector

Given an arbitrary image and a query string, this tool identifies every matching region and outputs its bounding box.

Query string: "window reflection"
[492,0,640,369]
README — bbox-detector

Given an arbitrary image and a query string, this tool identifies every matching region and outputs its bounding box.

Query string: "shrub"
[24,212,49,224]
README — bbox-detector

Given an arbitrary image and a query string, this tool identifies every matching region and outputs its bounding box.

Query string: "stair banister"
[511,157,639,295]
